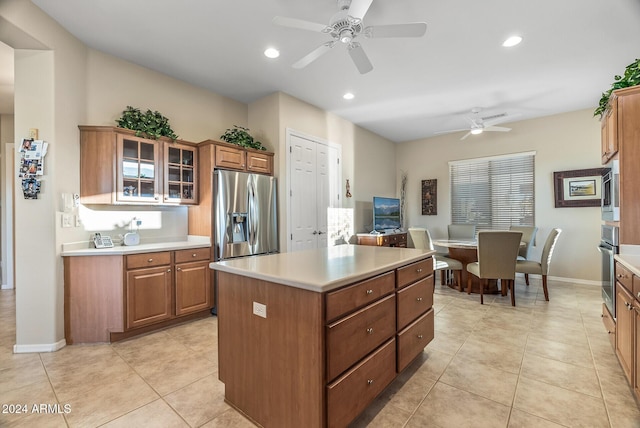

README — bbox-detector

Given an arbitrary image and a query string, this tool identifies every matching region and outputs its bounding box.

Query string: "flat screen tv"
[373,196,401,232]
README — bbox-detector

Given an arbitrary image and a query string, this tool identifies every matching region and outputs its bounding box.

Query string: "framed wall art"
[553,168,604,208]
[421,179,437,215]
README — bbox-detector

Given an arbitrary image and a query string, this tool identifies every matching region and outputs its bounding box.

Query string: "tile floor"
[1,278,640,427]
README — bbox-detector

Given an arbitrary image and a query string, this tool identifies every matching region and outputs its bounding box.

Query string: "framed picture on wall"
[421,179,437,215]
[553,168,604,208]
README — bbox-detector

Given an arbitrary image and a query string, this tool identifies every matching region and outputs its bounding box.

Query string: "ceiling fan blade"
[292,41,336,69]
[365,23,427,38]
[348,42,373,74]
[348,0,374,21]
[434,128,468,135]
[485,126,511,132]
[272,16,328,33]
[460,132,473,141]
[483,113,521,127]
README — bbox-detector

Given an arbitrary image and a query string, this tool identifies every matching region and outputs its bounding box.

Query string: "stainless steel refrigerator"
[214,170,278,261]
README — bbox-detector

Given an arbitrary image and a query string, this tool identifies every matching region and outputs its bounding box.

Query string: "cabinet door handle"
[417,334,423,339]
[416,297,423,302]
[366,327,374,335]
[167,269,171,273]
[637,292,640,299]
[366,289,373,295]
[176,267,182,271]
[367,379,374,385]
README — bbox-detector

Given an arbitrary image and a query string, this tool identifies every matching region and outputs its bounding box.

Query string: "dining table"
[432,238,523,294]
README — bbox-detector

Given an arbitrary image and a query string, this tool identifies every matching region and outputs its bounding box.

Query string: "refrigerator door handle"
[247,176,256,249]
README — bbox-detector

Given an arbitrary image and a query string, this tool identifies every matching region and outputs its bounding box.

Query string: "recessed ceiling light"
[471,129,483,135]
[264,48,280,59]
[343,92,355,100]
[502,36,523,47]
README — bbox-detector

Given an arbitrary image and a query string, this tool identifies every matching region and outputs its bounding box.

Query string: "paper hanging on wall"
[22,177,41,199]
[18,138,48,177]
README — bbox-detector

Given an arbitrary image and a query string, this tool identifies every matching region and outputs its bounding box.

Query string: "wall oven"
[598,224,619,317]
[602,159,619,221]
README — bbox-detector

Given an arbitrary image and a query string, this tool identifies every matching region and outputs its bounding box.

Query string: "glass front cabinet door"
[163,142,198,204]
[116,134,161,203]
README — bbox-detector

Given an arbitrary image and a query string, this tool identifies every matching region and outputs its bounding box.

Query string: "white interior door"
[290,134,318,252]
[288,131,340,252]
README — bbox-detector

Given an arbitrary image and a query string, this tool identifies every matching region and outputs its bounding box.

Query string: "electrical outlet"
[61,213,72,228]
[253,301,267,318]
[74,215,81,227]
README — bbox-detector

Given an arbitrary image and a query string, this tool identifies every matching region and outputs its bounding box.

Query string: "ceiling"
[4,0,640,142]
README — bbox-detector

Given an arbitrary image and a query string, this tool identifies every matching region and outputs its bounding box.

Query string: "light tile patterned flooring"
[1,278,640,427]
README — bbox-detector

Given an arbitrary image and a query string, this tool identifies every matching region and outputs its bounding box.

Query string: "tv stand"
[357,231,407,248]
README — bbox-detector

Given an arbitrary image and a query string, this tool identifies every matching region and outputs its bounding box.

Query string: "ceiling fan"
[435,108,520,140]
[273,0,427,74]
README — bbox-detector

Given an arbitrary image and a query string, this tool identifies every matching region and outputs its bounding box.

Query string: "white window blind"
[450,152,535,231]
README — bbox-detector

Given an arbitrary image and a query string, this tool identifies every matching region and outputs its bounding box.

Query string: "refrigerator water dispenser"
[231,212,248,243]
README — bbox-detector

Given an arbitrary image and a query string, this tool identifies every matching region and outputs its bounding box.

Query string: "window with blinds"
[450,152,535,230]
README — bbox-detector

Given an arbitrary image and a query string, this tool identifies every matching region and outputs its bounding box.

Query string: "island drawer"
[175,247,211,264]
[326,271,395,322]
[327,338,396,428]
[397,257,433,289]
[126,252,171,269]
[616,262,633,292]
[326,294,396,381]
[397,276,434,330]
[397,308,434,372]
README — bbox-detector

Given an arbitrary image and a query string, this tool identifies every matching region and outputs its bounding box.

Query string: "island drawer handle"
[366,289,373,295]
[367,379,374,385]
[192,253,197,257]
[416,268,423,273]
[366,327,374,335]
[148,258,153,263]
[417,334,423,339]
[416,297,423,302]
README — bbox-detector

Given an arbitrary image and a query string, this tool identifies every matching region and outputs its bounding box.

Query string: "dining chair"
[448,224,476,239]
[510,225,538,285]
[408,227,463,288]
[466,231,523,305]
[515,228,562,301]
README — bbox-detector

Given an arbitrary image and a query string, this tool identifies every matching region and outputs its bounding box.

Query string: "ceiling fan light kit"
[273,0,427,74]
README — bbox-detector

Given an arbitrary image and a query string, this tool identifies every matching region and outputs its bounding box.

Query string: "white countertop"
[210,245,434,293]
[61,235,210,256]
[615,253,640,277]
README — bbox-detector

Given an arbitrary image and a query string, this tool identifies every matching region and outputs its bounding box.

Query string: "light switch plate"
[253,301,267,318]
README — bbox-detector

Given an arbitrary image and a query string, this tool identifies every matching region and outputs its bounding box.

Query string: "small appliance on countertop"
[123,217,142,246]
[123,232,140,246]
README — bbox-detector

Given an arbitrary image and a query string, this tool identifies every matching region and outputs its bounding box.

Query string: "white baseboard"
[1,283,14,290]
[13,339,66,354]
[516,273,601,287]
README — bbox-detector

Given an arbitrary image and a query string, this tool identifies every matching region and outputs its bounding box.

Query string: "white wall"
[397,109,603,283]
[249,92,398,249]
[1,113,14,288]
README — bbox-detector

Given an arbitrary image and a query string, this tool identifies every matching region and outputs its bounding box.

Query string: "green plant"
[116,106,178,140]
[220,126,266,151]
[594,58,640,118]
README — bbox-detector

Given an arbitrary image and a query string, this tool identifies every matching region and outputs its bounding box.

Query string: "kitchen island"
[210,245,435,428]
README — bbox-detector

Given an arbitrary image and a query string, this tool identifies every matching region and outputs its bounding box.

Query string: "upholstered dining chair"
[409,227,463,288]
[448,224,476,239]
[510,225,538,285]
[515,228,562,301]
[467,231,523,305]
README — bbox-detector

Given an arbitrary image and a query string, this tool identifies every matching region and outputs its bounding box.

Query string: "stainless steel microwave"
[602,159,619,221]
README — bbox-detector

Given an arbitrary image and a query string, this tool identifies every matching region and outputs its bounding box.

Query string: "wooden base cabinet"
[356,232,407,247]
[64,247,212,344]
[217,255,434,428]
[616,282,634,381]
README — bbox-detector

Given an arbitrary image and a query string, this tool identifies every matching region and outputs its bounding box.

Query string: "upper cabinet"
[79,126,198,205]
[201,139,274,175]
[601,86,640,244]
[601,95,619,165]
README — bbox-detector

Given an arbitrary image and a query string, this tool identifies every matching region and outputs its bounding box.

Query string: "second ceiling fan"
[273,0,427,74]
[435,108,520,140]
